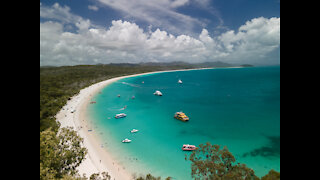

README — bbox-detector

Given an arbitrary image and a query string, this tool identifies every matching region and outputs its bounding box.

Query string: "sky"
[40,0,280,66]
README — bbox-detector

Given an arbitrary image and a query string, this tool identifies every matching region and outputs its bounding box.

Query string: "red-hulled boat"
[182,144,197,151]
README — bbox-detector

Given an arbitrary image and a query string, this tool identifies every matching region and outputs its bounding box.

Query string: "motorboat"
[132,96,135,99]
[117,94,120,97]
[130,129,139,133]
[122,138,132,143]
[115,113,127,119]
[174,112,189,122]
[182,144,197,151]
[153,90,163,96]
[178,79,183,84]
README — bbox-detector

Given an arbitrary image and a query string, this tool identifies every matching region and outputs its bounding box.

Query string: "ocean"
[87,66,280,179]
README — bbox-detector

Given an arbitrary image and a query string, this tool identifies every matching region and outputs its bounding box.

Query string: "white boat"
[178,79,183,84]
[182,144,197,151]
[153,90,163,96]
[115,113,127,119]
[130,129,139,133]
[122,138,132,143]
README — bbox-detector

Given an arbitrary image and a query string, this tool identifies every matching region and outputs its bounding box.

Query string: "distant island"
[240,64,254,67]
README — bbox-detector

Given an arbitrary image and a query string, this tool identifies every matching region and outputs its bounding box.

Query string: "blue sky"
[40,0,280,66]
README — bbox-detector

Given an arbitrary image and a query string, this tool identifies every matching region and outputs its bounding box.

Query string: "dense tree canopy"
[261,170,280,180]
[40,127,87,179]
[186,142,279,180]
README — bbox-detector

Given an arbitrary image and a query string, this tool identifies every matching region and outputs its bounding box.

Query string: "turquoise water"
[87,66,280,179]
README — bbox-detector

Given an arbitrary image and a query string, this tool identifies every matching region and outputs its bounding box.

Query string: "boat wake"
[107,105,127,111]
[119,105,127,110]
[121,82,140,87]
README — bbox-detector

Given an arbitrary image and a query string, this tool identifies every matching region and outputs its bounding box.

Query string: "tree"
[186,142,260,180]
[40,127,88,179]
[261,170,280,180]
[135,173,162,180]
[88,172,111,180]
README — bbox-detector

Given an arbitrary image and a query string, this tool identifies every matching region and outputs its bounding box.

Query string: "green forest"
[40,64,279,180]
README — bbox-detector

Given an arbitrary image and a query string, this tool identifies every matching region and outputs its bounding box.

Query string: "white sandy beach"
[55,67,238,179]
[56,74,136,180]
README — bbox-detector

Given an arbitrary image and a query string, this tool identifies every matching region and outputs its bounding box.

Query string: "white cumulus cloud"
[40,3,280,66]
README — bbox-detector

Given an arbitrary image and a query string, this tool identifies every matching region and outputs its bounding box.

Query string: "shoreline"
[55,67,241,179]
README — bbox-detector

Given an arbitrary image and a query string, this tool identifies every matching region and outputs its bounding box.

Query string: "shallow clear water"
[87,66,280,179]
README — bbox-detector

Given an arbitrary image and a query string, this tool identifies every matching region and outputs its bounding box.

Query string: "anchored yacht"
[115,113,127,119]
[174,112,189,122]
[182,144,197,151]
[153,90,163,96]
[122,138,132,143]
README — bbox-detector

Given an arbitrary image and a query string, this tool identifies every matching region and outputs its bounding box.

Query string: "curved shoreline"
[55,67,241,179]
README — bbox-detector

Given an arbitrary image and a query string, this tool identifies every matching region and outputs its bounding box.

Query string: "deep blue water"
[87,66,280,179]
